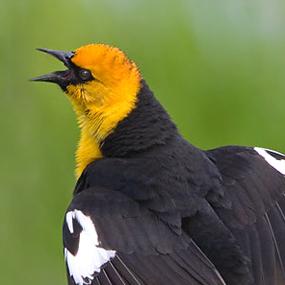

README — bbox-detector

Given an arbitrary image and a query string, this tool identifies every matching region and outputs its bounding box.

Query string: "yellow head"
[68,44,141,118]
[33,44,141,177]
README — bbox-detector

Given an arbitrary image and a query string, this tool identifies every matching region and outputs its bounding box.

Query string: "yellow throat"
[65,44,141,178]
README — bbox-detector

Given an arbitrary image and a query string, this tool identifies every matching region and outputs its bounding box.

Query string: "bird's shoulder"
[206,145,285,211]
[63,150,228,285]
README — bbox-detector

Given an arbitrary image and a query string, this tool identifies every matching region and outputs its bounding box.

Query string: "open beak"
[31,48,75,90]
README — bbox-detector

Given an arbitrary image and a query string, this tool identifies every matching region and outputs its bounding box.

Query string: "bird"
[32,44,285,285]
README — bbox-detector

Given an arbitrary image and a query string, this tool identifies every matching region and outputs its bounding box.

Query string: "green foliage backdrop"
[1,0,285,284]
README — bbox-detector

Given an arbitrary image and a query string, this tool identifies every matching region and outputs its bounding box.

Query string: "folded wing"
[63,187,225,285]
[206,146,285,285]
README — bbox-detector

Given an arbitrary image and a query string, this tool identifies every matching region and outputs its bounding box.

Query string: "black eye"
[78,69,92,81]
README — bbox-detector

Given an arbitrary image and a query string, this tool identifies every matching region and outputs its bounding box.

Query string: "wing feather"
[207,146,285,285]
[63,187,225,285]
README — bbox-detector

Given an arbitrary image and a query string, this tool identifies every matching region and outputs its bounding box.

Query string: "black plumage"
[64,80,285,285]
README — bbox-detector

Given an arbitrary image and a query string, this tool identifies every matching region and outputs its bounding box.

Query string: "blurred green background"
[1,0,285,284]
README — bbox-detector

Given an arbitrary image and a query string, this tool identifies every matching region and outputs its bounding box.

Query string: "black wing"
[63,187,225,285]
[206,146,285,285]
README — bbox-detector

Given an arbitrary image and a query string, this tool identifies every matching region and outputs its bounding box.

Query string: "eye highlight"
[78,69,93,81]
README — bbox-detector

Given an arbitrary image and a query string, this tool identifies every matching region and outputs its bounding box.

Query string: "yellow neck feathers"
[65,44,141,177]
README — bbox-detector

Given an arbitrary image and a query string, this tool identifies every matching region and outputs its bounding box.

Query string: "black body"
[64,80,285,285]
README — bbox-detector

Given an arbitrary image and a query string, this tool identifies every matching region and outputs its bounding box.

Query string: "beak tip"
[36,47,51,54]
[29,74,52,82]
[34,47,74,67]
[30,77,39,82]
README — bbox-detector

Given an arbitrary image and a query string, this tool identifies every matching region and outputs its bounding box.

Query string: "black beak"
[31,48,75,90]
[35,48,74,68]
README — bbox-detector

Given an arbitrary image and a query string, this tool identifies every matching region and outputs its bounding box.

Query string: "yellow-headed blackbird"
[32,44,285,285]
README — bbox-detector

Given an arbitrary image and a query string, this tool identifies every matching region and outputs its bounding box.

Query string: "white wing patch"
[254,147,285,175]
[64,210,116,285]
